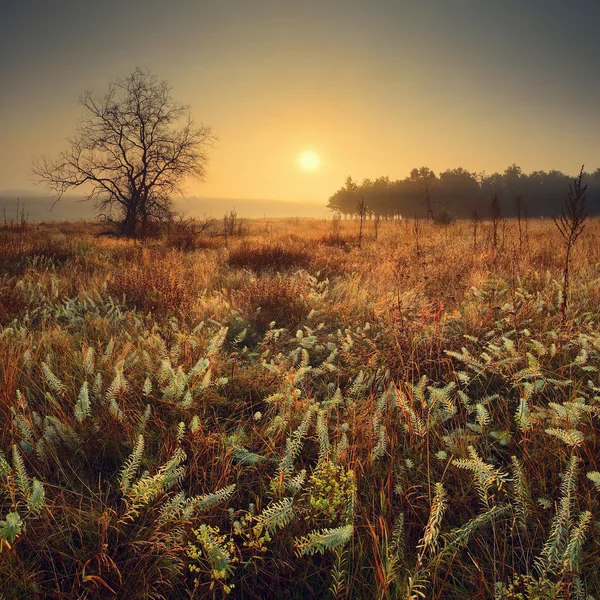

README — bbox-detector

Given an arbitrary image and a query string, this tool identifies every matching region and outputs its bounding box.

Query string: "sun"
[298,150,321,171]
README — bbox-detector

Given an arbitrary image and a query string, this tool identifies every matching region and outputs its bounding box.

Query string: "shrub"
[433,209,456,226]
[165,217,218,251]
[227,243,311,273]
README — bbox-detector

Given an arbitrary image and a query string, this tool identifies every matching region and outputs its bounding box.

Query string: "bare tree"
[32,68,216,237]
[490,194,503,250]
[470,206,481,251]
[356,196,368,248]
[554,166,588,323]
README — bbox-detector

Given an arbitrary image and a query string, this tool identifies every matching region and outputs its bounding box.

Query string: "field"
[0,215,599,599]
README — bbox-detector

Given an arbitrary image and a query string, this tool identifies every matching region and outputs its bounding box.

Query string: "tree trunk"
[140,209,149,239]
[121,206,138,237]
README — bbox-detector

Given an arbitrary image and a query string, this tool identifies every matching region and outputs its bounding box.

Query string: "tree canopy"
[33,68,216,237]
[327,164,600,219]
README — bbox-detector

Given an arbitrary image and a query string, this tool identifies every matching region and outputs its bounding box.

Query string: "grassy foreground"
[0,216,599,599]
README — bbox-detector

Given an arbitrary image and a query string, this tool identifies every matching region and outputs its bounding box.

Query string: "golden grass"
[0,216,598,598]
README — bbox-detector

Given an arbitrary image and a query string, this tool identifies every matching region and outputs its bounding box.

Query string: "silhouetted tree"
[410,167,436,220]
[504,163,523,196]
[356,196,368,248]
[33,68,215,237]
[327,176,359,217]
[327,166,600,220]
[437,168,479,215]
[490,194,502,250]
[470,206,482,250]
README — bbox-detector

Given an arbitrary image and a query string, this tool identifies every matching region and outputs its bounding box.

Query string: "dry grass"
[227,242,311,273]
[0,216,599,599]
[106,249,194,317]
[233,274,313,334]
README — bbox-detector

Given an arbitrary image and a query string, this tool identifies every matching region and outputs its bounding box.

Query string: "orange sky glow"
[2,1,600,204]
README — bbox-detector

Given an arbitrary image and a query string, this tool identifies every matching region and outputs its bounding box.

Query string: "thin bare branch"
[32,67,217,237]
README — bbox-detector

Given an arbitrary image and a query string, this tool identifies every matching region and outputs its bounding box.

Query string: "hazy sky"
[2,0,600,203]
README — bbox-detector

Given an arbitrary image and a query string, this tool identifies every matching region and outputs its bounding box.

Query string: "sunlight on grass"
[0,216,599,598]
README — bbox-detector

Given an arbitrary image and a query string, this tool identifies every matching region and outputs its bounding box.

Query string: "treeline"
[327,165,600,219]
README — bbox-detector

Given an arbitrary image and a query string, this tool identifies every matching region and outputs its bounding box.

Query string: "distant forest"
[327,164,600,219]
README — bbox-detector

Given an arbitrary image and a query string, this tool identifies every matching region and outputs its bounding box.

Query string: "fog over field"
[0,192,328,222]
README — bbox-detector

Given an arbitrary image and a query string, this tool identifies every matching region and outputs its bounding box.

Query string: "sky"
[2,0,600,204]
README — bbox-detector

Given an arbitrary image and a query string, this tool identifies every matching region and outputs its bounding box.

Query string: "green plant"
[307,460,356,523]
[187,524,237,596]
[1,216,600,598]
[0,446,45,550]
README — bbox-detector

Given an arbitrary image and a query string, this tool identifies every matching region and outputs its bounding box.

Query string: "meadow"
[0,214,599,599]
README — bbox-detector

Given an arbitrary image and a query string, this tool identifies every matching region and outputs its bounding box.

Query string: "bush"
[227,243,311,273]
[165,217,218,251]
[433,209,456,226]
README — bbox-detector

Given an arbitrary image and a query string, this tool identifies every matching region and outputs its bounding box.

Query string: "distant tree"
[410,167,436,220]
[327,176,359,218]
[480,172,504,200]
[470,206,482,250]
[504,163,523,195]
[356,196,368,248]
[437,168,479,215]
[33,68,215,237]
[327,166,600,220]
[490,194,503,250]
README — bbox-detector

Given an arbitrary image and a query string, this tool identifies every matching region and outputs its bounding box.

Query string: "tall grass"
[0,217,599,598]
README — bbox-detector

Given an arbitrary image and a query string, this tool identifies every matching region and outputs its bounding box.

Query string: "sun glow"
[298,150,321,171]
